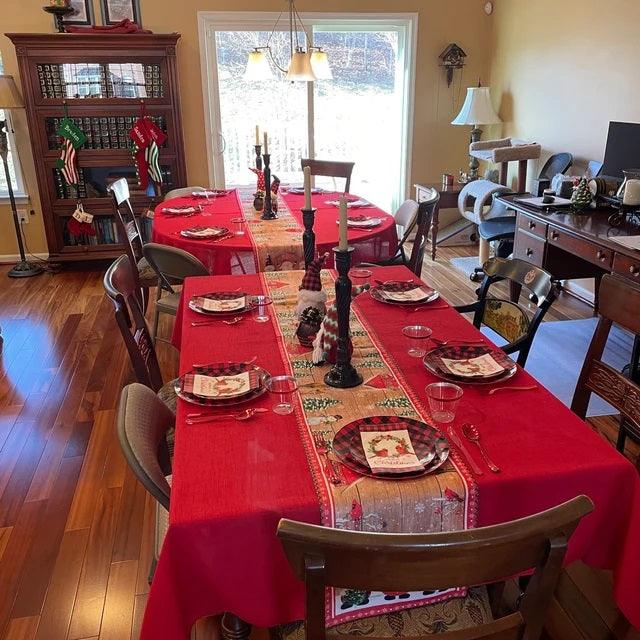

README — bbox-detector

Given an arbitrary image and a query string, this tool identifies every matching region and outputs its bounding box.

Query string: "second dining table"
[140,265,640,640]
[152,188,399,274]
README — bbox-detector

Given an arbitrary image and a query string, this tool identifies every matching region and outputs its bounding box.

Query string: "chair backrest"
[104,255,164,392]
[278,496,593,640]
[406,189,439,278]
[301,158,355,193]
[142,242,209,291]
[571,273,640,429]
[164,186,206,201]
[538,153,573,180]
[472,257,559,366]
[117,383,173,510]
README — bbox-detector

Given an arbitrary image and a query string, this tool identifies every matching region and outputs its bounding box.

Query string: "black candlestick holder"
[324,246,363,389]
[301,206,316,268]
[261,153,277,220]
[254,144,262,170]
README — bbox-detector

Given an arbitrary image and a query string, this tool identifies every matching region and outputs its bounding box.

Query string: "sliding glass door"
[200,12,416,212]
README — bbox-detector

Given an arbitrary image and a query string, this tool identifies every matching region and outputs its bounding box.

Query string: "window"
[0,55,26,199]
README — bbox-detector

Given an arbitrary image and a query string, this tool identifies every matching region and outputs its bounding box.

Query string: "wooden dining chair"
[108,176,157,313]
[142,243,209,345]
[356,189,439,279]
[118,382,173,580]
[455,257,560,367]
[571,273,640,453]
[301,159,355,193]
[276,495,593,640]
[104,254,177,415]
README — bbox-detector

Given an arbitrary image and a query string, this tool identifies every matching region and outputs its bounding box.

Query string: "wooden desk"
[414,182,464,261]
[496,194,640,305]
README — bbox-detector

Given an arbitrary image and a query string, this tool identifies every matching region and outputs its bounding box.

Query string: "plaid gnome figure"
[312,284,370,365]
[296,253,329,317]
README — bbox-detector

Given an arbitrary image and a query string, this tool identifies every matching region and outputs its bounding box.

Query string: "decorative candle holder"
[301,206,317,268]
[261,153,277,220]
[254,144,262,171]
[324,246,363,389]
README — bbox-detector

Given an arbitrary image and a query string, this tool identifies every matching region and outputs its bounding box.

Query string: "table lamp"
[452,84,501,181]
[0,75,42,277]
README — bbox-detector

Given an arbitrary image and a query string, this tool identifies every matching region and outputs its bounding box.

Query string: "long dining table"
[140,265,640,640]
[152,188,398,274]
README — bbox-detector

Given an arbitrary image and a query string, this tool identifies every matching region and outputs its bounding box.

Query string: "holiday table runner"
[261,269,478,625]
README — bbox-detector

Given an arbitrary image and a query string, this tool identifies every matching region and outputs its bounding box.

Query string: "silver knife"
[447,426,484,476]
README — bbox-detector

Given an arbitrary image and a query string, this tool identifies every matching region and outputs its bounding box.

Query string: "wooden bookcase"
[6,33,187,263]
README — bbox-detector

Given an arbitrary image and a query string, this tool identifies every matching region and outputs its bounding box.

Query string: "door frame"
[197,11,418,201]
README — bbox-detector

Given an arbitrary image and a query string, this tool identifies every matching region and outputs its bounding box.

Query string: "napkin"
[440,353,504,378]
[196,295,246,312]
[360,429,423,474]
[191,372,251,398]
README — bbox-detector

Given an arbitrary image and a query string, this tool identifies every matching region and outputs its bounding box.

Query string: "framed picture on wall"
[100,0,142,25]
[62,0,95,25]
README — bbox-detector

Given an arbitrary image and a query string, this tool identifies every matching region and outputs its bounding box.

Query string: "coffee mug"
[623,179,640,207]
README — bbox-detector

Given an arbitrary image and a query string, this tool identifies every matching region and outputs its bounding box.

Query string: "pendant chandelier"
[244,0,332,82]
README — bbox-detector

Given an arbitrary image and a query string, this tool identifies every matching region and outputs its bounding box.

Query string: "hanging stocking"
[129,116,151,190]
[55,117,86,189]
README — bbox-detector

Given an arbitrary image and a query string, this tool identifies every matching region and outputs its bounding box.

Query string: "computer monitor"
[601,121,640,179]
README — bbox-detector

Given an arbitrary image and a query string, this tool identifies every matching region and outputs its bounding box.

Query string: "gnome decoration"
[250,167,266,211]
[271,175,281,212]
[296,253,328,317]
[312,284,370,365]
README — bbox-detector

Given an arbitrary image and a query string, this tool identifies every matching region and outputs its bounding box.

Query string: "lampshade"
[451,86,501,126]
[286,49,317,82]
[0,75,24,109]
[244,49,274,81]
[310,49,332,80]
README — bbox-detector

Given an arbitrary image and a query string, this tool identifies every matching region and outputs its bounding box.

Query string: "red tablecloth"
[152,189,398,274]
[142,266,640,639]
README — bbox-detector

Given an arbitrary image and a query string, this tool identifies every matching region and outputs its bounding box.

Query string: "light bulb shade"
[451,86,501,126]
[286,50,317,82]
[310,50,332,80]
[244,50,274,81]
[0,75,24,109]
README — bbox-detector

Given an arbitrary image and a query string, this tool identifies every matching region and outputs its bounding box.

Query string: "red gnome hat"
[300,253,327,292]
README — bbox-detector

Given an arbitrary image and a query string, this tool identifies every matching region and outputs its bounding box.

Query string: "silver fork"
[312,432,341,485]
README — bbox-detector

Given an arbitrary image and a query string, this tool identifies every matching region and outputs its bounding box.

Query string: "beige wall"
[0,0,493,257]
[489,0,640,185]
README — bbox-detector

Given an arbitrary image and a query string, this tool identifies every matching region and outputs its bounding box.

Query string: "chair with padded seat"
[117,382,173,581]
[275,495,592,640]
[104,254,178,418]
[357,189,439,279]
[455,257,560,367]
[142,243,209,344]
[164,186,206,201]
[301,159,355,193]
[108,177,157,313]
[571,273,640,455]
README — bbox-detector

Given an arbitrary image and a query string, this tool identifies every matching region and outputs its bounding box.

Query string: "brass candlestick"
[324,246,363,389]
[301,206,316,268]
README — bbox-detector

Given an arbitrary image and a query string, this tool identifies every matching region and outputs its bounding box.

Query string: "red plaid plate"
[188,292,257,316]
[332,416,449,480]
[370,281,439,306]
[175,362,268,407]
[191,189,231,197]
[423,345,517,384]
[180,226,229,239]
[161,205,202,215]
[286,187,325,194]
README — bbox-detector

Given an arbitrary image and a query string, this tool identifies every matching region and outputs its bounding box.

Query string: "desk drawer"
[517,213,547,239]
[613,252,640,280]
[514,229,545,266]
[547,227,613,269]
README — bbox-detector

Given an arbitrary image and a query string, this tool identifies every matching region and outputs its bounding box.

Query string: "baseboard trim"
[0,253,49,264]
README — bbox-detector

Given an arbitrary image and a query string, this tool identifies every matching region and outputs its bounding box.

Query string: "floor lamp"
[0,75,43,278]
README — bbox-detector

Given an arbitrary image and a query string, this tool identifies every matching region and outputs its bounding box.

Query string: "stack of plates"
[370,281,439,306]
[192,189,231,198]
[325,198,372,208]
[331,416,449,480]
[180,226,229,239]
[161,205,202,215]
[335,215,382,228]
[189,291,257,315]
[175,361,268,407]
[286,187,325,195]
[423,344,516,384]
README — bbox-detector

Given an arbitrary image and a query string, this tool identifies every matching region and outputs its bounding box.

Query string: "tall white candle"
[303,166,312,210]
[338,196,349,251]
[263,132,268,155]
[255,125,260,145]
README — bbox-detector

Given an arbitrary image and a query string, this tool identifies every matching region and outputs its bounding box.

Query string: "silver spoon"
[461,423,500,473]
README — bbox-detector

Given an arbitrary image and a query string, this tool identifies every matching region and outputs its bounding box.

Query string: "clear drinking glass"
[425,382,463,423]
[265,375,298,415]
[402,325,432,357]
[231,216,245,235]
[253,295,272,323]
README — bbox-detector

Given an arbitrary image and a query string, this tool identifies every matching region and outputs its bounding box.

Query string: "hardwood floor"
[0,247,637,640]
